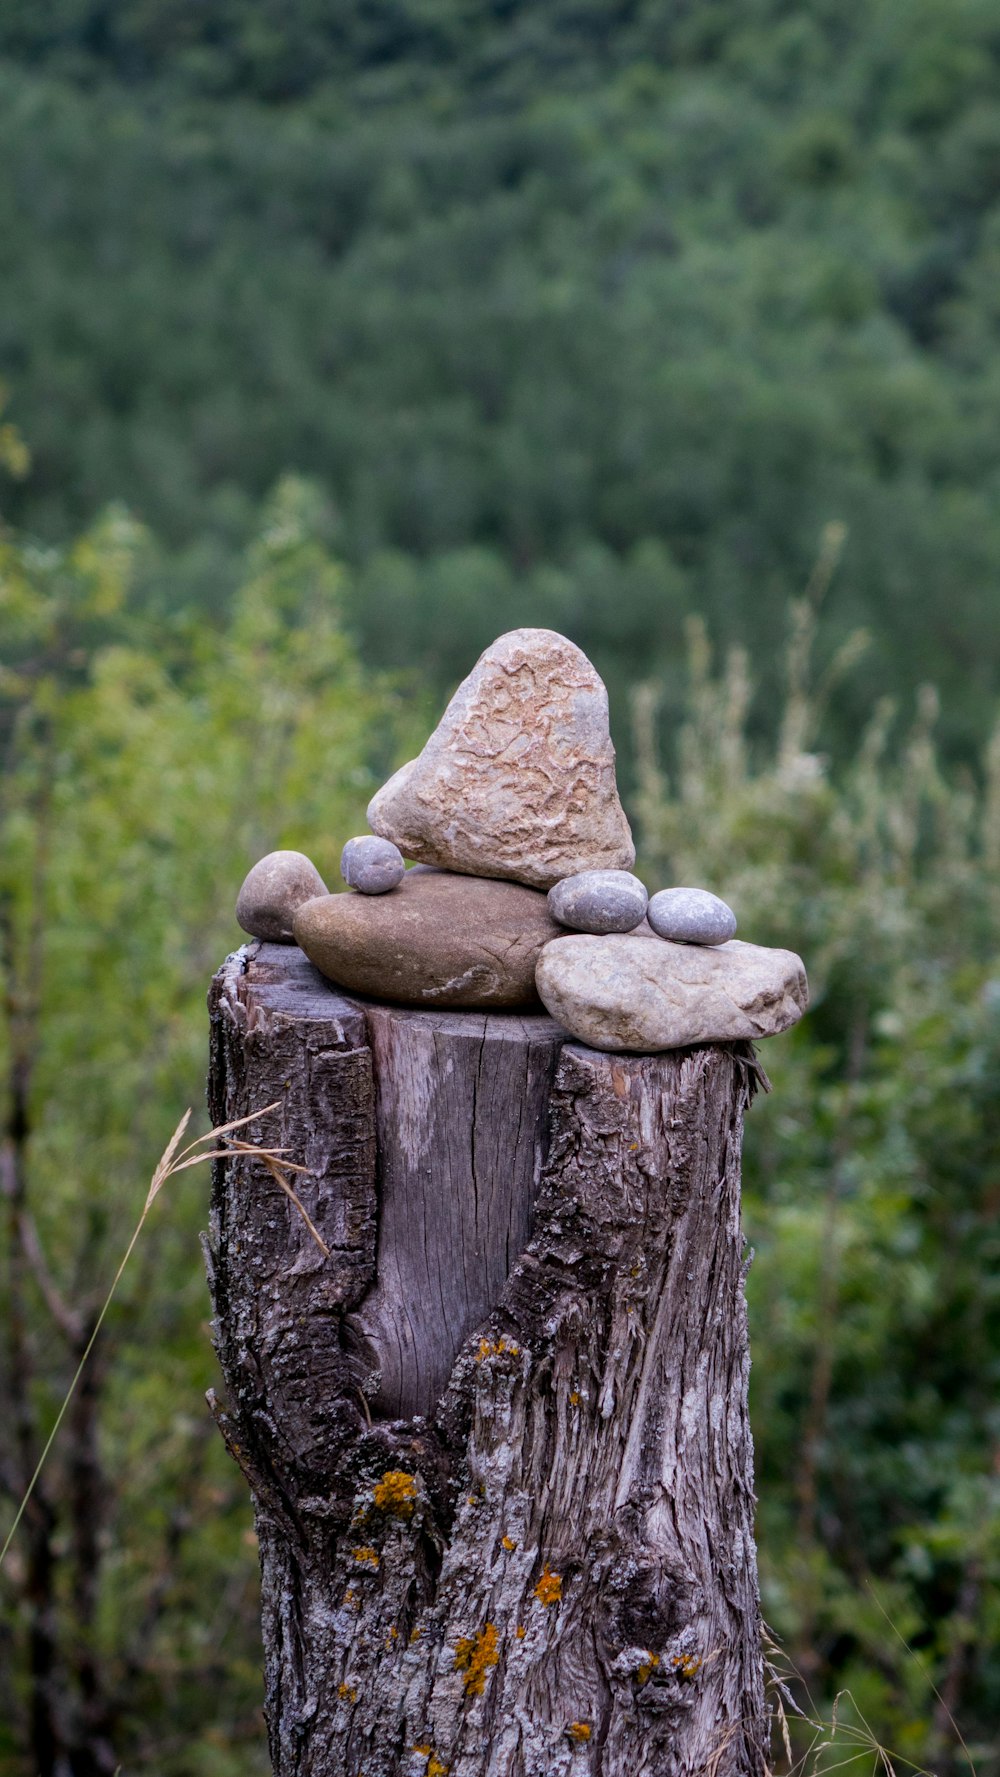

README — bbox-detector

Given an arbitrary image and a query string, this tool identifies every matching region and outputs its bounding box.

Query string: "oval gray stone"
[548,869,648,934]
[535,932,808,1053]
[341,835,406,895]
[647,886,737,946]
[236,850,328,943]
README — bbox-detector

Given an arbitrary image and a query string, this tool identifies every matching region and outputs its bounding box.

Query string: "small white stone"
[647,887,737,946]
[548,870,648,934]
[340,835,406,895]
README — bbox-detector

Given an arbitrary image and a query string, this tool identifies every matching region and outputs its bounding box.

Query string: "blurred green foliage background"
[0,3,999,1772]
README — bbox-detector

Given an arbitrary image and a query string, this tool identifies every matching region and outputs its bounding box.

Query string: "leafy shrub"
[634,582,1000,1763]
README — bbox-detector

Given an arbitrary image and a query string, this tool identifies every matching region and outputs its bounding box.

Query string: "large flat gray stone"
[535,932,808,1052]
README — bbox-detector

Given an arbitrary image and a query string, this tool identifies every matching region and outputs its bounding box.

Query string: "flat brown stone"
[292,870,563,1009]
[367,628,634,889]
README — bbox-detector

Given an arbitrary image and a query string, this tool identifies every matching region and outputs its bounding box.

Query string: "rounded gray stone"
[547,869,648,934]
[647,887,737,947]
[236,850,328,943]
[341,835,406,895]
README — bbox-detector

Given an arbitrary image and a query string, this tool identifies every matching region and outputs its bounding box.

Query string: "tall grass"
[0,1102,301,1572]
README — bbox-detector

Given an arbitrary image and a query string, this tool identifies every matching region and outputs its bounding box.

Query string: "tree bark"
[206,941,768,1777]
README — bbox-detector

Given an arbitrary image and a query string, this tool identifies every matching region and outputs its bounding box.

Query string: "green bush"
[2,495,997,1766]
[0,483,417,1773]
[634,591,1000,1763]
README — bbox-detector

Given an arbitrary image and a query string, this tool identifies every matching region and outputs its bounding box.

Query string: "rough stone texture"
[207,943,767,1777]
[341,835,406,895]
[293,869,563,1009]
[536,933,808,1052]
[548,868,648,934]
[367,628,635,889]
[647,887,738,947]
[235,849,328,942]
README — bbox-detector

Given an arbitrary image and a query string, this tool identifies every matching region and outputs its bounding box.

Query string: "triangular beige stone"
[367,628,634,889]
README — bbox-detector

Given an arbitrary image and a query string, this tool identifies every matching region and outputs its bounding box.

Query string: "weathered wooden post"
[206,627,806,1775]
[206,941,769,1777]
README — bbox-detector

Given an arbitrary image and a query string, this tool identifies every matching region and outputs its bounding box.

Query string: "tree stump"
[206,942,768,1777]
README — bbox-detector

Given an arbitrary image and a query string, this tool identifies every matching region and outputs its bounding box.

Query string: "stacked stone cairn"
[235,629,808,1052]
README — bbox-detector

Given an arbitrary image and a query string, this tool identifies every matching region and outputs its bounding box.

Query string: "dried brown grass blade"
[174,1099,283,1162]
[865,1584,976,1777]
[260,1154,330,1256]
[224,1138,310,1173]
[145,1107,192,1210]
[777,1690,794,1769]
[0,1099,293,1573]
[170,1144,307,1176]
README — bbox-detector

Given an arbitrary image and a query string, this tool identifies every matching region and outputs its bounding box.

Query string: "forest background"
[1,1,999,1772]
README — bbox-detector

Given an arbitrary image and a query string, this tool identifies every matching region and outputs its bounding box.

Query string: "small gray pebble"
[341,835,406,895]
[236,850,328,942]
[647,886,737,946]
[548,869,648,934]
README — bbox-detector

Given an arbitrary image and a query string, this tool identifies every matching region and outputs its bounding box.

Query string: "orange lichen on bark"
[373,1469,418,1518]
[534,1565,562,1606]
[352,1546,380,1567]
[412,1750,448,1776]
[567,1722,591,1743]
[501,1535,516,1551]
[636,1652,660,1684]
[453,1622,500,1697]
[337,1681,357,1702]
[475,1335,519,1361]
[672,1652,702,1679]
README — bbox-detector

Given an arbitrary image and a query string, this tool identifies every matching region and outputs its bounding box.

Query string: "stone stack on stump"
[212,628,808,1777]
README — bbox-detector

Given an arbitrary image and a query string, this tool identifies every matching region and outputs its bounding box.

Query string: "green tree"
[2,3,1000,755]
[0,479,412,1775]
[634,587,1000,1766]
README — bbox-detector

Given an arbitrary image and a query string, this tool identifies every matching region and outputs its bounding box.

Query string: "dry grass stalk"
[762,1616,974,1777]
[0,1099,306,1569]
